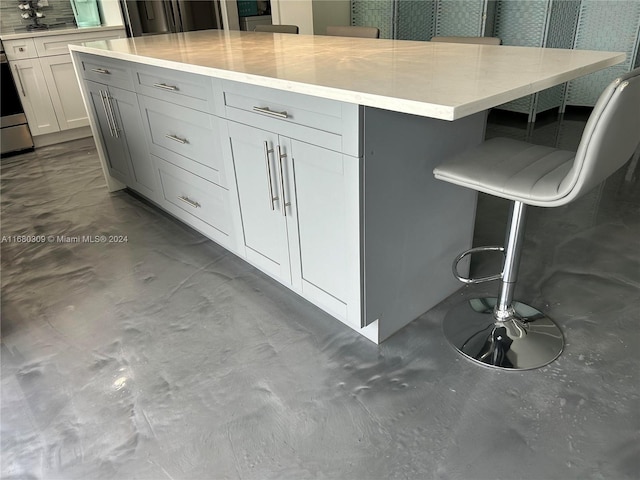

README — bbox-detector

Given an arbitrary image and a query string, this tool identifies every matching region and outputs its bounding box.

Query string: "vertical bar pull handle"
[263,141,278,211]
[13,65,26,96]
[105,92,120,138]
[277,145,291,217]
[99,90,115,137]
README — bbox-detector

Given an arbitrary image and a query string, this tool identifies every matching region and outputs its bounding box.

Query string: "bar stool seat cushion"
[436,70,640,209]
[434,138,576,207]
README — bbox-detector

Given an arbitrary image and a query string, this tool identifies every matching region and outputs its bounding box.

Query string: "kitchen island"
[69,30,624,343]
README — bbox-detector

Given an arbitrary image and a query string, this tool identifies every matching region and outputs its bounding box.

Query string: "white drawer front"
[77,53,134,91]
[134,64,216,112]
[222,80,361,156]
[223,80,343,133]
[155,157,232,246]
[140,95,225,186]
[3,39,37,60]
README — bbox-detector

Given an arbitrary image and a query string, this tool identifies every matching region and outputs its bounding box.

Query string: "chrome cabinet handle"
[153,83,178,91]
[263,141,278,211]
[253,106,288,119]
[276,145,291,217]
[178,195,201,208]
[104,92,120,138]
[165,134,187,144]
[13,65,26,96]
[99,90,116,137]
[91,67,110,74]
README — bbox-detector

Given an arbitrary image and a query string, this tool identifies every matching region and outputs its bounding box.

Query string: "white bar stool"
[433,68,640,370]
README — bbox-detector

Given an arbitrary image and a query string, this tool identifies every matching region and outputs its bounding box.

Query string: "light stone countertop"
[69,29,625,121]
[1,25,125,41]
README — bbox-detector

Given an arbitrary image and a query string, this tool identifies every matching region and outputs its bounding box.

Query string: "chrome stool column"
[434,68,640,370]
[443,201,563,370]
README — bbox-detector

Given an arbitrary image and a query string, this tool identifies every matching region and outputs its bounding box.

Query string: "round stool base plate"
[443,298,564,370]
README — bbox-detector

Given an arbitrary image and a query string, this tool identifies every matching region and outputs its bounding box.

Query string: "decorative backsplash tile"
[0,0,76,34]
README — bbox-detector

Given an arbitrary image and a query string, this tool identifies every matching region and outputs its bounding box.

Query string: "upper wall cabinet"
[564,0,640,108]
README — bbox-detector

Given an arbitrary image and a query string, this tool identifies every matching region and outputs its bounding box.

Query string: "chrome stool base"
[443,297,564,370]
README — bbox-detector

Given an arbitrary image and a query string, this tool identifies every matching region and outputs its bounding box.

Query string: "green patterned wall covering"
[434,0,486,37]
[351,0,490,41]
[493,0,549,116]
[565,0,640,107]
[349,0,640,119]
[494,0,548,47]
[494,0,581,121]
[352,0,395,38]
[396,0,436,41]
[536,1,580,115]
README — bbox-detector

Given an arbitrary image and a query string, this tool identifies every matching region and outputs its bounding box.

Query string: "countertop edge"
[69,43,458,120]
[68,43,626,122]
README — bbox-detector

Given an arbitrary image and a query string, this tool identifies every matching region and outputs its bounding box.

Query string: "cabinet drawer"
[76,53,134,91]
[139,95,226,186]
[222,80,344,133]
[133,64,216,112]
[34,30,126,57]
[3,39,37,60]
[155,157,232,244]
[222,80,361,156]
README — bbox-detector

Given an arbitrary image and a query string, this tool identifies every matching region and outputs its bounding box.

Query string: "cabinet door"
[289,139,361,324]
[40,54,89,131]
[11,58,59,135]
[227,121,292,284]
[110,87,157,200]
[85,80,132,185]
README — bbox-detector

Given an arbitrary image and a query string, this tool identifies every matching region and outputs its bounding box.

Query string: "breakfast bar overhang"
[69,31,624,343]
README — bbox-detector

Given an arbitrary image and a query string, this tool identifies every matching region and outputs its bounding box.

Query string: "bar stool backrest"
[325,26,380,38]
[254,25,299,34]
[558,68,640,205]
[430,36,501,45]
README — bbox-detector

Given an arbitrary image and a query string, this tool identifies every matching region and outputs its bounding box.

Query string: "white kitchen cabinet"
[40,55,89,131]
[2,28,126,143]
[227,120,361,325]
[76,53,158,201]
[71,47,490,343]
[131,63,237,251]
[11,58,59,135]
[85,80,133,186]
[290,138,359,318]
[229,123,293,283]
[12,54,86,135]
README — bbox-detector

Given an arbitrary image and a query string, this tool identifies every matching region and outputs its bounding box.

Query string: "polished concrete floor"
[1,110,639,479]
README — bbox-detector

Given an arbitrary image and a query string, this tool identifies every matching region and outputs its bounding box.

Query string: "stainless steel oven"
[1,44,34,157]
